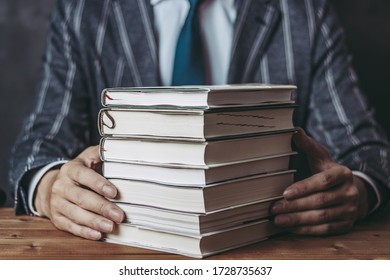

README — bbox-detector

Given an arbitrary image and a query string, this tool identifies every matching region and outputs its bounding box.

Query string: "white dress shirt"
[151,0,237,85]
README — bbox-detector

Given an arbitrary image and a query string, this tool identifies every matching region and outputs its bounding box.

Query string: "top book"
[101,84,296,108]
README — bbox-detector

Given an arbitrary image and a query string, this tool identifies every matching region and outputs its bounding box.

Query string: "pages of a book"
[116,197,281,235]
[98,105,295,140]
[109,170,295,213]
[103,152,295,186]
[104,219,282,258]
[100,129,295,167]
[101,84,296,108]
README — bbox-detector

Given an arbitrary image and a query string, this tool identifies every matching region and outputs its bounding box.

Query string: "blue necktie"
[171,0,205,86]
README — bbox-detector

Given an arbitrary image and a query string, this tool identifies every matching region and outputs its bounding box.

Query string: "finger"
[293,127,334,171]
[282,165,353,200]
[51,214,103,240]
[77,145,102,170]
[289,220,354,236]
[54,196,115,233]
[273,205,357,228]
[61,161,118,199]
[272,180,357,214]
[52,180,124,223]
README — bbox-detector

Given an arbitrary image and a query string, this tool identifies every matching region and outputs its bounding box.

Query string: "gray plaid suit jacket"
[9,0,390,214]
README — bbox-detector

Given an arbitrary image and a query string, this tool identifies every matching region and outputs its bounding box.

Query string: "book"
[117,198,280,235]
[99,83,297,257]
[103,153,295,186]
[98,105,295,140]
[101,84,296,109]
[105,219,282,258]
[100,130,295,166]
[109,170,295,213]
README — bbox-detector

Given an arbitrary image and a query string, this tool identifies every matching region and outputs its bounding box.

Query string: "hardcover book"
[98,105,295,140]
[103,153,295,186]
[105,219,282,258]
[108,170,295,213]
[101,84,296,109]
[99,83,296,257]
[116,198,281,235]
[100,130,295,166]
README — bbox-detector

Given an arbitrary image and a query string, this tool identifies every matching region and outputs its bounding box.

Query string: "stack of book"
[98,84,297,258]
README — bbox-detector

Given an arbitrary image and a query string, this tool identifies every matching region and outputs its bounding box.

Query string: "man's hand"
[34,146,124,240]
[271,128,374,235]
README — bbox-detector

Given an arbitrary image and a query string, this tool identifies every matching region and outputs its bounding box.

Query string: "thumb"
[77,145,103,171]
[293,127,335,171]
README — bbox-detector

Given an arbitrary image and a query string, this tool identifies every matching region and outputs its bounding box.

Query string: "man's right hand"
[34,146,124,240]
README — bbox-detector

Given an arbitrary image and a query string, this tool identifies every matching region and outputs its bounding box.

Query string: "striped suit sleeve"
[305,0,390,212]
[9,0,90,214]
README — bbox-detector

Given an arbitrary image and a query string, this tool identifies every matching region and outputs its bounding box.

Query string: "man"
[9,0,390,240]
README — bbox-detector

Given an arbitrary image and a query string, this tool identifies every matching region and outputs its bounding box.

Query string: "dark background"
[0,0,56,207]
[0,0,389,207]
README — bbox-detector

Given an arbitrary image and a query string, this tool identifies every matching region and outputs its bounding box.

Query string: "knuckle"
[61,160,84,181]
[318,172,332,188]
[346,186,359,203]
[315,193,328,206]
[78,146,99,162]
[90,218,103,230]
[94,179,106,193]
[70,224,87,239]
[60,162,71,174]
[71,167,83,182]
[62,184,76,200]
[78,227,90,238]
[276,213,301,227]
[319,209,330,222]
[289,214,301,226]
[340,166,353,179]
[51,181,62,195]
[294,182,307,195]
[73,191,87,207]
[98,201,112,217]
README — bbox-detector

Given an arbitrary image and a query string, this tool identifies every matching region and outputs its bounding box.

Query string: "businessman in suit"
[9,0,390,240]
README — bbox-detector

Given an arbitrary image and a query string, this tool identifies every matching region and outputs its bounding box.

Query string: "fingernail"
[275,215,290,226]
[109,208,124,223]
[283,188,294,199]
[102,184,117,198]
[100,220,114,232]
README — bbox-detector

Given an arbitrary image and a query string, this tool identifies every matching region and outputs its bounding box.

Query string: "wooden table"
[1,208,389,260]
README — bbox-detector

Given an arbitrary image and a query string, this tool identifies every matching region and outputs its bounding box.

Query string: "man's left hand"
[271,128,373,235]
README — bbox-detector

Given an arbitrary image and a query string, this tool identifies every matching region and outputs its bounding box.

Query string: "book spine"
[101,88,109,107]
[99,137,106,161]
[98,109,116,136]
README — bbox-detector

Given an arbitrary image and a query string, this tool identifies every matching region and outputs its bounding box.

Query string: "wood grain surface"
[1,208,389,260]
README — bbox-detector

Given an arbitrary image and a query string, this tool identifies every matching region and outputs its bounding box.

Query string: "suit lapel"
[114,0,160,86]
[228,0,280,83]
